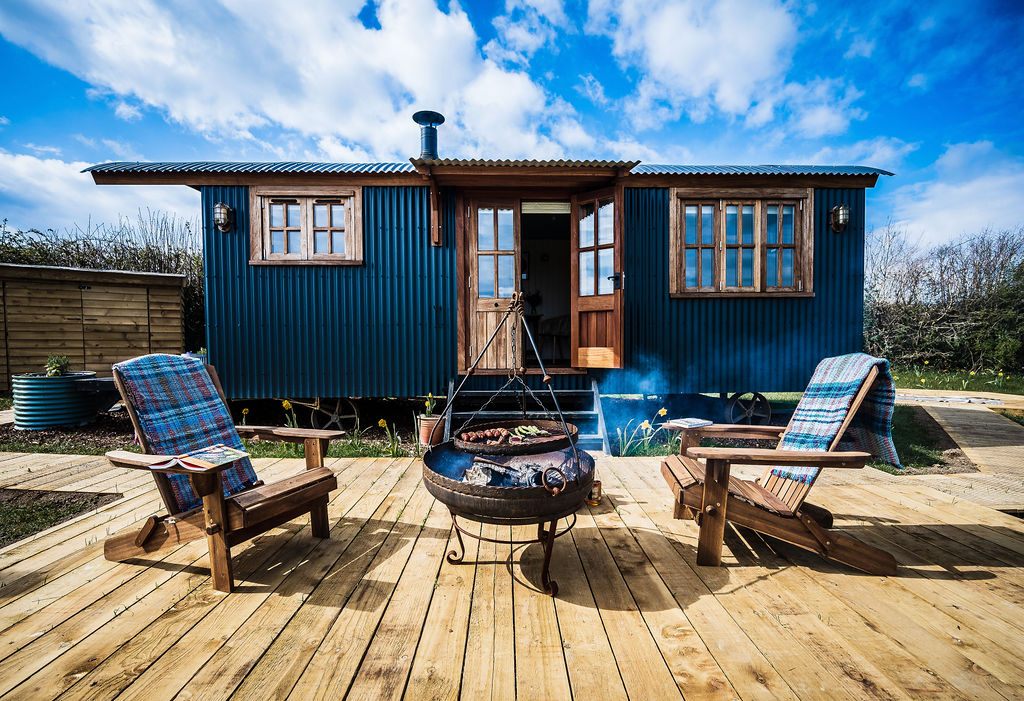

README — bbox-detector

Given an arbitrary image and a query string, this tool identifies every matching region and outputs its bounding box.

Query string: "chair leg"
[196,474,234,593]
[310,495,330,539]
[696,459,730,566]
[800,502,834,529]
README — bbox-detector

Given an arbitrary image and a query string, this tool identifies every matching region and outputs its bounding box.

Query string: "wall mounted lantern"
[213,202,234,232]
[829,203,850,233]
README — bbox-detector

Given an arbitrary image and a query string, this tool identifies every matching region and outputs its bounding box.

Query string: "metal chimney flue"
[412,110,445,160]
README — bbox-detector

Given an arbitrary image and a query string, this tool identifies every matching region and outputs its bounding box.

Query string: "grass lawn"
[0,489,120,547]
[889,365,1022,395]
[997,409,1024,427]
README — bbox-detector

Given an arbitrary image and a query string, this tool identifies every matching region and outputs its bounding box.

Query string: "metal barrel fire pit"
[422,291,597,596]
[422,441,594,596]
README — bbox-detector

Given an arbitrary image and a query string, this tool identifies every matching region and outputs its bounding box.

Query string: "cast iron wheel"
[310,397,360,432]
[725,391,772,425]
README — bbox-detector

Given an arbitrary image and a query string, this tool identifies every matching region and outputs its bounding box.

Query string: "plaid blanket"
[771,353,901,485]
[115,354,258,513]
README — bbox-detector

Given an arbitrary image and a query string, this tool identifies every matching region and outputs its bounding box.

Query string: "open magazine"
[150,443,249,472]
[662,418,714,429]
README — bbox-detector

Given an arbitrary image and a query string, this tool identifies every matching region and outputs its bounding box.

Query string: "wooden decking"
[2,452,1024,700]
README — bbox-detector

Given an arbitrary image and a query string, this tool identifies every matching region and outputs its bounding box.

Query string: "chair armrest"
[686,446,870,468]
[105,450,234,476]
[675,423,786,440]
[237,425,345,443]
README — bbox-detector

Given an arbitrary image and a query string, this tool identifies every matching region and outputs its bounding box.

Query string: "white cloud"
[23,143,63,156]
[887,142,1024,246]
[585,0,865,139]
[576,73,610,106]
[0,0,589,160]
[485,0,569,66]
[0,116,9,126]
[810,136,918,172]
[113,101,142,121]
[0,150,197,232]
[907,73,927,89]
[844,36,874,59]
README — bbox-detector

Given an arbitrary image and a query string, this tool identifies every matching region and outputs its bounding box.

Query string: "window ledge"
[669,291,815,299]
[248,259,364,266]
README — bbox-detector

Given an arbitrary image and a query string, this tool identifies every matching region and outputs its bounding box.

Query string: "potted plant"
[417,393,445,448]
[12,354,97,429]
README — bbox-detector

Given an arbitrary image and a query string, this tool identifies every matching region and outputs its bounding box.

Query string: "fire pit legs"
[444,510,576,597]
[447,512,467,564]
[540,519,559,596]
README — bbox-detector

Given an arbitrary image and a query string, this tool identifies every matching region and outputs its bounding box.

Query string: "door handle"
[608,272,623,290]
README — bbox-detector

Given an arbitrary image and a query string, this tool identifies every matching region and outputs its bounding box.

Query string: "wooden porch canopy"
[409,159,640,246]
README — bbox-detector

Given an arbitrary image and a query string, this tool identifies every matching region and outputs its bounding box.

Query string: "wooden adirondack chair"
[662,364,898,576]
[104,354,343,592]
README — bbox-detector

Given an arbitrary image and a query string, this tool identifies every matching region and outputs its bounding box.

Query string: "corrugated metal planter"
[12,372,98,429]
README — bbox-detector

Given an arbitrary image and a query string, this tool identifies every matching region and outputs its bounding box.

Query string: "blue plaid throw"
[115,354,258,513]
[771,353,901,485]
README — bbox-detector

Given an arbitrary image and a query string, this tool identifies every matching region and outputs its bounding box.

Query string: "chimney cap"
[413,110,445,127]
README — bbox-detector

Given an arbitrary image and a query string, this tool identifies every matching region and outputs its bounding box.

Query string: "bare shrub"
[865,223,1024,370]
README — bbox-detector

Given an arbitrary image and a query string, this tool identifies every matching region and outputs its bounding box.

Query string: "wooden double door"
[463,188,624,371]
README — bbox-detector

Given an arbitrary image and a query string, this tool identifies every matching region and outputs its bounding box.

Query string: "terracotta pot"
[418,414,446,447]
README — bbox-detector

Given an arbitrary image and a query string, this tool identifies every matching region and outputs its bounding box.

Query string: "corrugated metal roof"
[84,161,893,177]
[630,164,893,176]
[411,158,639,169]
[84,161,416,174]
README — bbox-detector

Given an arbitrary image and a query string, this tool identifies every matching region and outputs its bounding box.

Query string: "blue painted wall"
[202,185,456,398]
[592,187,865,393]
[202,185,865,398]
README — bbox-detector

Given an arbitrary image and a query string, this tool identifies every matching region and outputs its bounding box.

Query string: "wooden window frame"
[668,187,814,298]
[248,185,363,265]
[576,195,617,298]
[473,205,518,305]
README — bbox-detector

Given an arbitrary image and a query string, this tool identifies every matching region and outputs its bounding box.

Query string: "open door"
[570,187,624,368]
[466,200,521,370]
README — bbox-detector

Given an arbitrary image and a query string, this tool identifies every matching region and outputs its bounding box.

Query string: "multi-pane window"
[250,187,362,264]
[578,197,616,296]
[669,190,811,295]
[682,203,716,290]
[764,202,798,289]
[477,207,516,298]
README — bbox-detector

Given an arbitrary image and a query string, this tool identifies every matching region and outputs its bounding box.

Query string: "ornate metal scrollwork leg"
[447,512,466,564]
[540,518,559,596]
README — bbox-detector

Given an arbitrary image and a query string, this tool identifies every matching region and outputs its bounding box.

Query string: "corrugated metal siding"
[204,185,866,398]
[202,185,455,398]
[592,187,866,393]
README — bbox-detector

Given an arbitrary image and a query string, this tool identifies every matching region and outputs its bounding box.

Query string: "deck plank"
[0,453,1021,699]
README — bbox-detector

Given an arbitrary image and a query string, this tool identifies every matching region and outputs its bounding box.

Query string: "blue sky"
[1,0,1022,246]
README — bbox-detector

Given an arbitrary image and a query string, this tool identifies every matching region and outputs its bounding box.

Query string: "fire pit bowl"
[452,419,578,455]
[422,440,595,595]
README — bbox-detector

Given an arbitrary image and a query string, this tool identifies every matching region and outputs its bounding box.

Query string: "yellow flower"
[242,407,249,415]
[970,371,976,376]
[924,360,929,365]
[428,392,433,398]
[658,408,667,416]
[999,372,1004,377]
[425,400,430,408]
[640,420,651,430]
[378,418,387,429]
[281,400,292,411]
[920,379,926,383]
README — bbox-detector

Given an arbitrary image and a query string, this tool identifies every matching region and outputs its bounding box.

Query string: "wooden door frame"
[454,187,619,374]
[570,183,625,368]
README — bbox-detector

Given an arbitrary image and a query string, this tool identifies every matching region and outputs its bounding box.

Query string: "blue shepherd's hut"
[87,115,890,445]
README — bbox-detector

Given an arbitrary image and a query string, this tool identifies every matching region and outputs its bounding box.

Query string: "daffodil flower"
[242,407,249,415]
[282,400,292,411]
[640,420,651,430]
[378,418,388,429]
[658,408,667,416]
